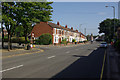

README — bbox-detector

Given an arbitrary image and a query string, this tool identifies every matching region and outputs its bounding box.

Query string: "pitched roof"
[48,22,79,33]
[33,22,86,36]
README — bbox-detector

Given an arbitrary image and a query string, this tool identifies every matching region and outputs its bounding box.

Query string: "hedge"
[72,39,76,42]
[114,39,120,51]
[3,37,30,43]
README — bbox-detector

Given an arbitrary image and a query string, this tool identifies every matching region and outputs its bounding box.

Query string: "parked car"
[100,42,107,48]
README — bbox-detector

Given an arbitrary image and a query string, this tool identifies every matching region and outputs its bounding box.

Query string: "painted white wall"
[53,35,59,43]
[53,28,86,43]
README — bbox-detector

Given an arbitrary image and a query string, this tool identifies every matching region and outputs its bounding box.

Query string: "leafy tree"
[15,2,53,44]
[98,18,120,42]
[2,2,53,50]
[2,2,17,50]
[14,26,24,37]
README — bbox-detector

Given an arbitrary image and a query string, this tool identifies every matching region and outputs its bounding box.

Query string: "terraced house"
[31,22,87,44]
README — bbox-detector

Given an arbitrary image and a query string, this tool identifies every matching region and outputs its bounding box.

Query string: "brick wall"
[31,22,53,38]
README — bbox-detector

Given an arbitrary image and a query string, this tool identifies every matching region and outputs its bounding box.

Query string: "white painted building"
[31,22,87,44]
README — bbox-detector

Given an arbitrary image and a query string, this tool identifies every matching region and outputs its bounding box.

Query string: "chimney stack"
[71,27,73,30]
[76,30,78,32]
[65,25,68,28]
[57,22,60,26]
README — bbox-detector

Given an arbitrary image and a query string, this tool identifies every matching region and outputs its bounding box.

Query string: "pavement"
[2,48,44,59]
[1,41,107,80]
[1,42,88,59]
[106,45,120,80]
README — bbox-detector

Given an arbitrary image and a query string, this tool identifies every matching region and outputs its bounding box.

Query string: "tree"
[2,2,17,51]
[14,26,24,37]
[2,2,53,51]
[15,2,53,44]
[98,18,120,42]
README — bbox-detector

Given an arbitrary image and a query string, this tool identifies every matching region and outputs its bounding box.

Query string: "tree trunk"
[25,35,27,44]
[2,27,4,49]
[10,35,12,50]
[24,30,27,44]
[8,33,10,51]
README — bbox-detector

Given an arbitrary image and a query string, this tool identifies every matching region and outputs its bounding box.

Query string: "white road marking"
[66,51,70,53]
[0,65,23,73]
[48,56,55,59]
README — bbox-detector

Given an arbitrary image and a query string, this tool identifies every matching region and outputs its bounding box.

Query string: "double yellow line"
[100,49,107,80]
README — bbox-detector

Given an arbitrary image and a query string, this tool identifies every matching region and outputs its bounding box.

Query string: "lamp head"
[105,6,108,7]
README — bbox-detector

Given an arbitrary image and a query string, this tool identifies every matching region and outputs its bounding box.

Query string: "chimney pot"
[71,27,73,30]
[65,25,68,28]
[57,22,60,26]
[76,30,78,32]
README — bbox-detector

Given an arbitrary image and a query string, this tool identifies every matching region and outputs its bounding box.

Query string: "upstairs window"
[54,28,56,34]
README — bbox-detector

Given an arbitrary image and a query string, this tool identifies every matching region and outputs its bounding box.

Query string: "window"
[59,30,61,34]
[54,28,56,34]
[62,31,64,35]
[55,37,56,42]
[62,37,63,40]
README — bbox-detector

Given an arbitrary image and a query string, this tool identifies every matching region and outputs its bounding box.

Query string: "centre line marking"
[0,65,23,73]
[48,56,55,59]
[66,51,70,53]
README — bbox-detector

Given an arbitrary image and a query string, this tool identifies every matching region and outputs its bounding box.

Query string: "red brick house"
[31,22,87,44]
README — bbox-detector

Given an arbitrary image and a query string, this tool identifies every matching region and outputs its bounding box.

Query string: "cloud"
[97,12,107,15]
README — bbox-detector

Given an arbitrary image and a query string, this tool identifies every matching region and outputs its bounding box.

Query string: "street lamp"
[79,24,82,32]
[105,6,115,37]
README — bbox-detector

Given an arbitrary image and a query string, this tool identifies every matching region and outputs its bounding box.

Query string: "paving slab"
[106,45,120,80]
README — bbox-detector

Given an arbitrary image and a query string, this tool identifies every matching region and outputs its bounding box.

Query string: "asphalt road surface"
[1,42,106,80]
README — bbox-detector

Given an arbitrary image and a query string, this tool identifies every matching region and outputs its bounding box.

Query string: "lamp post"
[105,6,115,38]
[79,24,82,32]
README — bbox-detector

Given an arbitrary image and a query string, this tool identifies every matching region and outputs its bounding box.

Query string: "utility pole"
[105,6,115,39]
[79,24,82,32]
[84,28,86,36]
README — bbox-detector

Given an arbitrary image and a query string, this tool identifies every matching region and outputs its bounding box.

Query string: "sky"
[48,0,120,2]
[50,2,119,35]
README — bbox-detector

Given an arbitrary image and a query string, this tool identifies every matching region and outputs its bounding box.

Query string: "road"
[2,42,106,80]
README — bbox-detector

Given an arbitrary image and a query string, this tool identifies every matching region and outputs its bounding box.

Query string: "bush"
[34,39,40,45]
[61,39,67,45]
[3,37,8,42]
[79,41,83,43]
[36,33,52,45]
[72,39,76,42]
[83,40,88,43]
[12,37,30,43]
[114,39,120,51]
